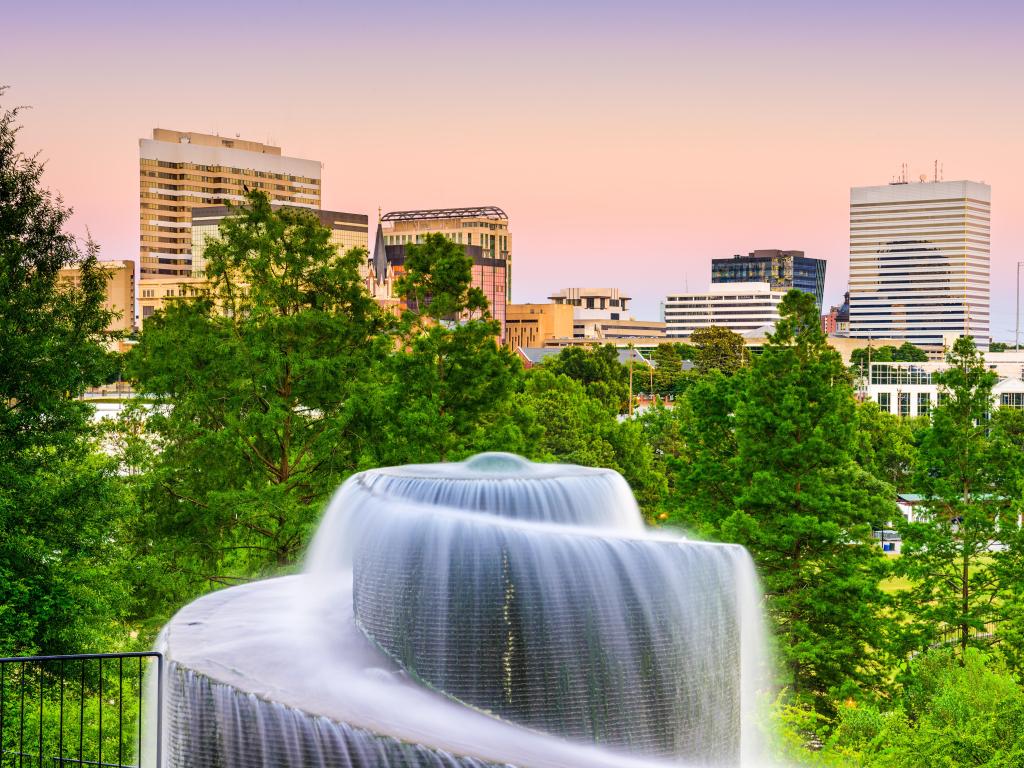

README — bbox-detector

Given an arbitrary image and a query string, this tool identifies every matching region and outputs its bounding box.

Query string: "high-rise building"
[139,129,321,277]
[381,207,511,329]
[849,180,990,347]
[711,250,826,310]
[662,282,787,337]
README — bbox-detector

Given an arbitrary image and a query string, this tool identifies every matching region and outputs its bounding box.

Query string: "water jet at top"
[158,453,771,767]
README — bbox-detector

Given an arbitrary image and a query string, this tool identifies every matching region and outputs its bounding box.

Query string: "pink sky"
[5,0,1024,336]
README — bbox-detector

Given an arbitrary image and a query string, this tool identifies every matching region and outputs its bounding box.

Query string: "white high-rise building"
[849,180,990,347]
[662,282,787,337]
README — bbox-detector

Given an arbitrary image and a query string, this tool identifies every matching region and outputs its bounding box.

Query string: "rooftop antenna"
[934,160,938,182]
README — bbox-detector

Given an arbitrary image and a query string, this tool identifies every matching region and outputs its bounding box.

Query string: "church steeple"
[371,214,388,286]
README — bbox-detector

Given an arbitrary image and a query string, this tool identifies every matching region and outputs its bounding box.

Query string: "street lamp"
[1017,262,1024,350]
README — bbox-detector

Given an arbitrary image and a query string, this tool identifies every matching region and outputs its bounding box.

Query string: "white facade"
[865,359,1024,417]
[662,282,787,338]
[849,180,991,347]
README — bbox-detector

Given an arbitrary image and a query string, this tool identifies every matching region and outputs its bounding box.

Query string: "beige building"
[138,276,211,325]
[549,287,666,340]
[58,259,136,334]
[139,129,321,277]
[505,303,574,349]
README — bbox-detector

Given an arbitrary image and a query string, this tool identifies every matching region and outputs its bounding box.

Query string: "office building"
[381,207,510,329]
[548,288,666,340]
[139,129,321,277]
[712,250,826,310]
[191,205,369,277]
[821,291,850,336]
[663,282,787,337]
[866,355,1024,418]
[505,303,574,349]
[849,180,990,347]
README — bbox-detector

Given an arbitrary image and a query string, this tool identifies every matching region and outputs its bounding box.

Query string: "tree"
[394,232,488,320]
[128,191,391,589]
[649,343,695,397]
[690,326,747,375]
[722,290,892,710]
[894,337,1018,661]
[0,94,130,654]
[852,400,918,495]
[364,233,527,465]
[542,344,630,413]
[893,342,928,362]
[669,370,743,534]
[517,368,667,518]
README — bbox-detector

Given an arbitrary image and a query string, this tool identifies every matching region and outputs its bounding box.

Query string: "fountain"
[158,453,770,767]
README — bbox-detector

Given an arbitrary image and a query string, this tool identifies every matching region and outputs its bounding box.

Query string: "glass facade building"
[711,250,825,311]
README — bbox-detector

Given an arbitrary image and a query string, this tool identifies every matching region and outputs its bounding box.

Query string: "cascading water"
[157,453,772,768]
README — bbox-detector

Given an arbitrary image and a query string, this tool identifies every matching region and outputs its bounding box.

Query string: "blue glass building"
[711,250,826,311]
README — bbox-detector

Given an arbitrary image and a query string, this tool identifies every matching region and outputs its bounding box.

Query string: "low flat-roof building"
[663,282,787,338]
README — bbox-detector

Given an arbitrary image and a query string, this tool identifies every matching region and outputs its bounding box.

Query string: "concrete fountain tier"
[160,454,769,767]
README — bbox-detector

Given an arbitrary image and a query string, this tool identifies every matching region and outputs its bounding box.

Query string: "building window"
[877,392,891,413]
[899,392,911,417]
[1000,392,1024,409]
[917,392,931,416]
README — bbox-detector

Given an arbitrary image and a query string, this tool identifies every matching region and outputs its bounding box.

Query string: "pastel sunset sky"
[5,0,1024,335]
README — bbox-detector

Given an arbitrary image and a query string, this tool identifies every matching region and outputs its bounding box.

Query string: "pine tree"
[722,290,891,709]
[894,337,1019,661]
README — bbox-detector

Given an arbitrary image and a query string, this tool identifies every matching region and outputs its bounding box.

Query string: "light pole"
[1017,262,1024,350]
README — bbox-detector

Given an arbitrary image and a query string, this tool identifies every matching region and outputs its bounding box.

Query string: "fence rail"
[0,653,162,768]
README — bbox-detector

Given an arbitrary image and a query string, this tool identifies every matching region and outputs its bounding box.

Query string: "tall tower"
[848,179,990,347]
[139,129,321,277]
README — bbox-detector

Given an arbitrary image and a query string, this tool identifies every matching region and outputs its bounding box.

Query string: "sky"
[4,0,1024,337]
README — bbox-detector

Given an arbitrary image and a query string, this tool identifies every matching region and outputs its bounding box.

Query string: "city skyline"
[5,0,1024,337]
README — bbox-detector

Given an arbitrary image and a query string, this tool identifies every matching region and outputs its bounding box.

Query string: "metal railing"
[0,653,162,768]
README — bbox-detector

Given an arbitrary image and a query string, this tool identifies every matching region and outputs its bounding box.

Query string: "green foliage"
[394,232,488,320]
[517,369,665,518]
[723,290,892,709]
[362,320,527,465]
[0,95,130,655]
[852,401,918,495]
[690,325,748,375]
[128,191,391,591]
[894,337,1019,660]
[540,344,630,413]
[649,343,696,396]
[780,651,1024,768]
[850,343,928,376]
[667,370,742,534]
